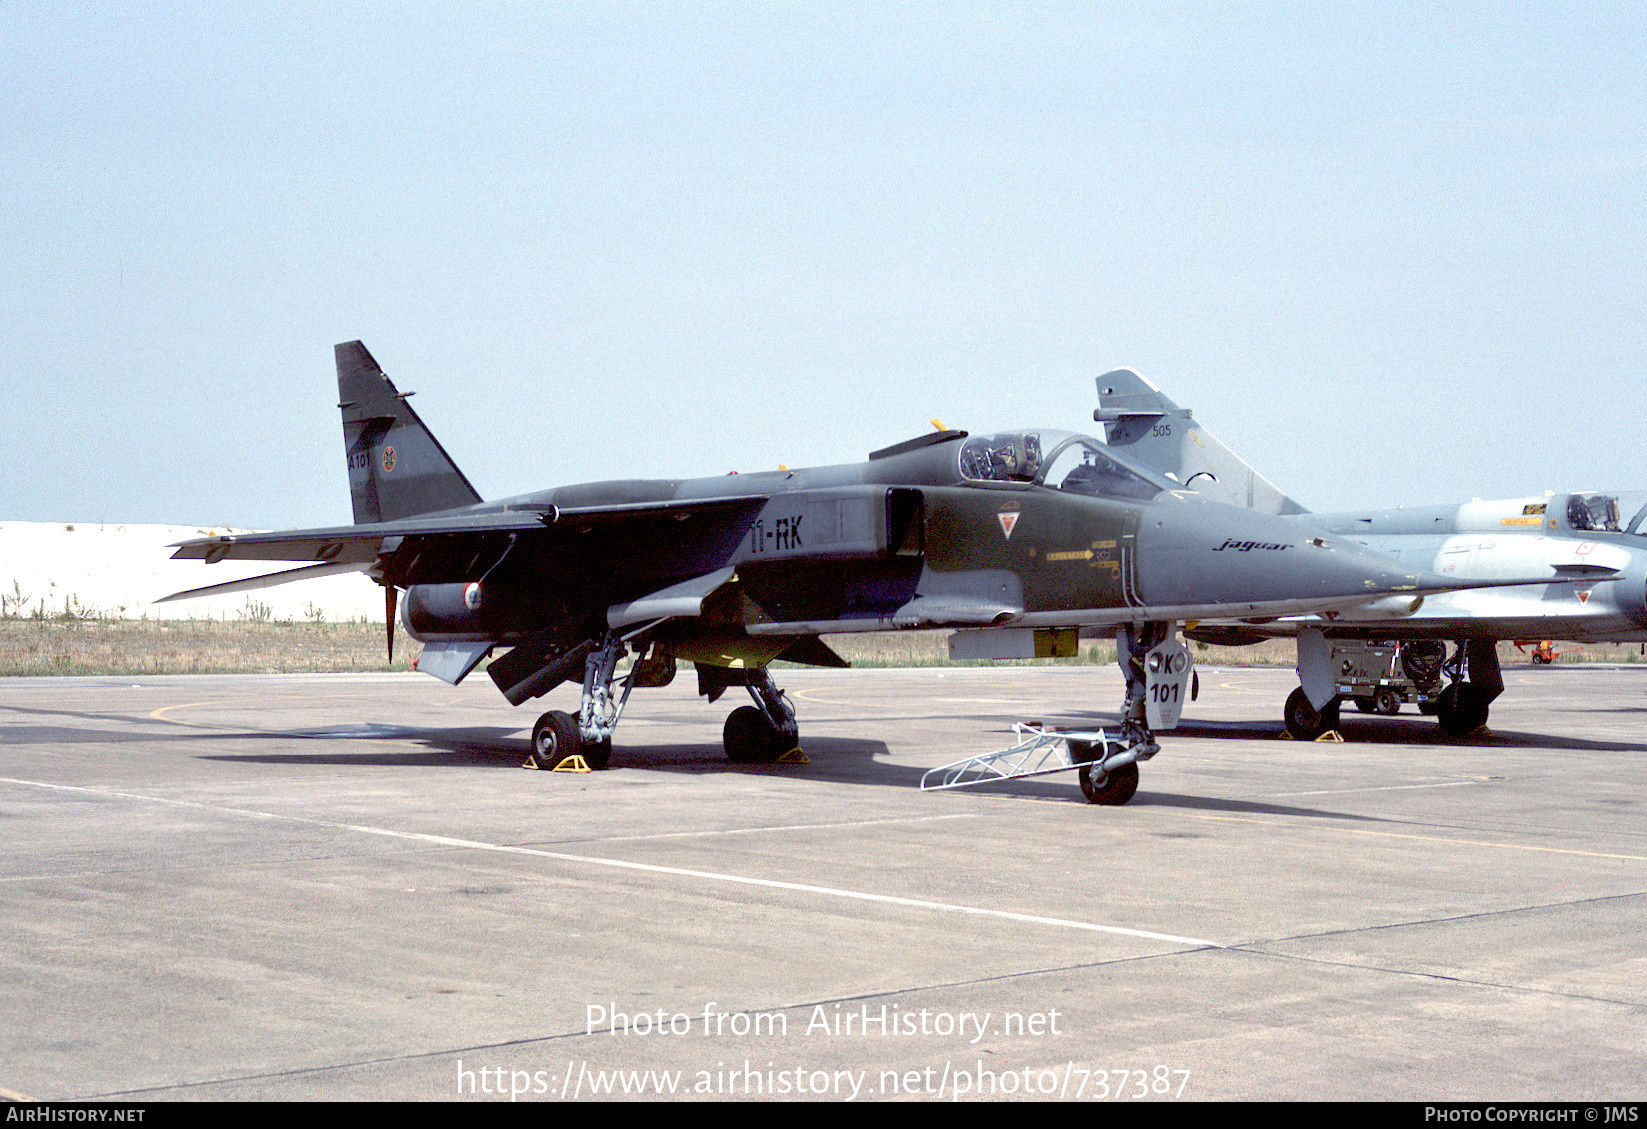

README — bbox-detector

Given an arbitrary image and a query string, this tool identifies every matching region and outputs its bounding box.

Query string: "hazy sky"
[4,3,1643,530]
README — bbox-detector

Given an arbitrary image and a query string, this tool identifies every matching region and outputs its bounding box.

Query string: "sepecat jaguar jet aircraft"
[162,342,1526,804]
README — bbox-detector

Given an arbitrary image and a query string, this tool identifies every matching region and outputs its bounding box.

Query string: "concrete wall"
[0,522,384,622]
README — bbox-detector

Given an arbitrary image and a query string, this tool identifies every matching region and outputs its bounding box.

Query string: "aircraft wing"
[161,497,769,602]
[1185,575,1632,644]
[740,571,1559,637]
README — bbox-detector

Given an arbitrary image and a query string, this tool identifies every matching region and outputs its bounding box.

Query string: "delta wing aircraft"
[163,342,1523,804]
[1094,369,1647,739]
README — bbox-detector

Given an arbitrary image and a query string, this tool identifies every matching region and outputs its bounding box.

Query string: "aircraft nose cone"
[1137,502,1427,607]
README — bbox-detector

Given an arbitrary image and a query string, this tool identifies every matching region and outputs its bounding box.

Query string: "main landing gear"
[1432,639,1502,737]
[1283,636,1504,740]
[529,635,803,770]
[722,670,800,764]
[530,631,630,770]
[1284,686,1340,741]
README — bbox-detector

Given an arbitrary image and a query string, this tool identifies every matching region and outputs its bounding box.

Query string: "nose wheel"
[1078,759,1139,806]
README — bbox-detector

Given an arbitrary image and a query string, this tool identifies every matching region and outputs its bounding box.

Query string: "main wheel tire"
[1436,683,1491,736]
[1373,687,1402,715]
[1079,761,1139,806]
[531,709,582,770]
[1285,687,1339,740]
[724,705,783,763]
[1353,697,1377,714]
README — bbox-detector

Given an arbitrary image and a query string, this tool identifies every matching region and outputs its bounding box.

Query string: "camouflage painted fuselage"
[396,429,1456,664]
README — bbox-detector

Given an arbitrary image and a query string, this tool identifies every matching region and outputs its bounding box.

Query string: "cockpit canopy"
[1563,491,1647,538]
[958,431,1043,483]
[958,430,1173,502]
[1568,493,1622,533]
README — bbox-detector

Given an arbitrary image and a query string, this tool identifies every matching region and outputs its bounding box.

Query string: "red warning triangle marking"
[1577,589,1592,604]
[998,512,1019,539]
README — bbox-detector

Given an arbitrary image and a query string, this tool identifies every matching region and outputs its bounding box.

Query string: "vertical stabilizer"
[1094,368,1308,515]
[337,341,483,524]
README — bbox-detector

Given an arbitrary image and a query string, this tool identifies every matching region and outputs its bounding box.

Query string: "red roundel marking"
[381,446,397,473]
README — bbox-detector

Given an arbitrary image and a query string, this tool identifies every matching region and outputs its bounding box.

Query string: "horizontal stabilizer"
[170,496,768,592]
[156,561,373,603]
[171,499,764,562]
[168,511,554,563]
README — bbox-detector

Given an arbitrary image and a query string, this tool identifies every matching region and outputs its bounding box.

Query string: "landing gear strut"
[529,632,634,770]
[1434,639,1502,737]
[1117,622,1172,761]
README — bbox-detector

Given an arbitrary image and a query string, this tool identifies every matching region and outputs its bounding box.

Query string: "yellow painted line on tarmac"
[790,687,884,708]
[150,692,368,727]
[151,696,319,729]
[151,693,347,726]
[0,1084,35,1101]
[148,695,417,748]
[149,700,226,726]
[589,811,983,844]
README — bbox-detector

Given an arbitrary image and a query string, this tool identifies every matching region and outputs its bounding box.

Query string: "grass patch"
[2,621,1638,678]
[0,618,418,677]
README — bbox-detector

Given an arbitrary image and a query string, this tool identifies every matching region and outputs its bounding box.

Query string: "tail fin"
[1094,368,1309,515]
[337,341,483,524]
